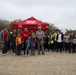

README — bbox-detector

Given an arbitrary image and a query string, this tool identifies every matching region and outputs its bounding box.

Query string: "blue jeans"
[26,46,30,55]
[31,45,35,55]
[2,41,8,54]
[69,42,73,53]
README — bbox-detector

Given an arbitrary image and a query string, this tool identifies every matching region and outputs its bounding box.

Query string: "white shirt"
[57,34,62,42]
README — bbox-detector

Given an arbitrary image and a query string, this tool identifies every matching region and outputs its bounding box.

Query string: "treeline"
[0,18,10,30]
[0,18,21,30]
[67,30,76,34]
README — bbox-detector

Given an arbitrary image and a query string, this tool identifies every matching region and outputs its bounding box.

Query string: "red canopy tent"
[12,17,49,31]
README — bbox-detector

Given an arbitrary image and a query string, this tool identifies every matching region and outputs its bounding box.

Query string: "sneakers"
[13,53,15,55]
[2,54,5,56]
[2,53,7,56]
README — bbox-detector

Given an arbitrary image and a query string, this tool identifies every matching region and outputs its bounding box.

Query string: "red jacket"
[21,31,31,42]
[4,31,8,42]
[1,31,8,42]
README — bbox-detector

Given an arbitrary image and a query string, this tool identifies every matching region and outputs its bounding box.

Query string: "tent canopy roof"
[13,17,46,25]
[12,17,49,31]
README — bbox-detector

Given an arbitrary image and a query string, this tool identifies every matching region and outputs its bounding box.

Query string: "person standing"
[50,31,55,51]
[16,33,22,55]
[63,33,69,52]
[57,30,64,52]
[69,33,74,53]
[21,28,31,55]
[44,31,49,51]
[36,25,45,55]
[25,36,30,55]
[72,34,76,53]
[30,32,36,55]
[1,27,9,55]
[53,30,58,52]
[10,29,17,55]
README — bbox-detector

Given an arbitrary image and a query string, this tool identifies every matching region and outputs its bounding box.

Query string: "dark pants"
[16,44,21,55]
[12,42,16,53]
[72,44,76,53]
[69,42,73,53]
[65,43,69,51]
[35,42,37,50]
[48,44,50,51]
[23,42,26,53]
[54,41,57,51]
[62,43,65,51]
[44,42,48,51]
[57,42,63,52]
[31,45,35,55]
[26,47,30,55]
[7,40,10,50]
[2,41,8,54]
[50,43,54,51]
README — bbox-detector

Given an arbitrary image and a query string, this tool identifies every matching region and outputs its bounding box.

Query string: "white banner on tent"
[18,25,22,28]
[27,21,35,24]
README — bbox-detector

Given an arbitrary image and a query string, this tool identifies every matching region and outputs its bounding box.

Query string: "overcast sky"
[0,0,76,30]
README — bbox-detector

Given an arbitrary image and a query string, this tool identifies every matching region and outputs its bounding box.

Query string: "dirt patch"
[0,50,76,75]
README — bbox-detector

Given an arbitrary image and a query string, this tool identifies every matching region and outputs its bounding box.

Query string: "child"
[30,32,36,55]
[25,36,30,55]
[16,33,22,55]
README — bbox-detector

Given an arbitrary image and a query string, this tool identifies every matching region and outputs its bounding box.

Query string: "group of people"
[0,26,76,56]
[0,26,45,56]
[44,30,76,53]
